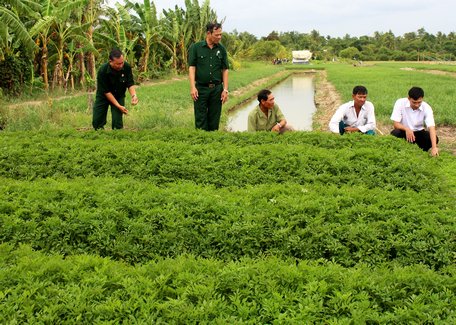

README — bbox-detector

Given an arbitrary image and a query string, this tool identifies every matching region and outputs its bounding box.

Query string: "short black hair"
[109,49,123,60]
[408,87,424,100]
[206,22,222,33]
[352,85,368,95]
[257,89,272,102]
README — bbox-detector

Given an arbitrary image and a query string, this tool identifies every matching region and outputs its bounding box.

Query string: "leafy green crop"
[1,245,456,323]
[0,129,455,322]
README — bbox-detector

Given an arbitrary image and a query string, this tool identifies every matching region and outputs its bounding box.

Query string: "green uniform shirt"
[248,103,285,131]
[188,40,229,84]
[95,61,134,101]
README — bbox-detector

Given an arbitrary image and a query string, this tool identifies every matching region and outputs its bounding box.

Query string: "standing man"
[188,22,229,131]
[92,49,138,130]
[248,89,290,132]
[390,86,439,156]
[329,85,376,135]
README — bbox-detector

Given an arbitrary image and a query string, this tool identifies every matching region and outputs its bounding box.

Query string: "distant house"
[292,50,312,64]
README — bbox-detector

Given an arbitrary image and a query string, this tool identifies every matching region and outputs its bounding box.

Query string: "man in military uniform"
[92,49,138,130]
[248,89,290,133]
[188,22,229,131]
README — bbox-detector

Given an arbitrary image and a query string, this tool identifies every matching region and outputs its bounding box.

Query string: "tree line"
[227,29,456,62]
[1,0,455,96]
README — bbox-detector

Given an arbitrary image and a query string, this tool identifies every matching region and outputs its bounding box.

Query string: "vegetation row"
[1,131,455,270]
[0,130,452,192]
[2,245,456,323]
[1,176,455,268]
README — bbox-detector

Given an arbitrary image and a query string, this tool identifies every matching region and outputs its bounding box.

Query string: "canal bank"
[226,73,317,131]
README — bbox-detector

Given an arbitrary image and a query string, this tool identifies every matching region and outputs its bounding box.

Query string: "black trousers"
[92,96,125,130]
[390,129,438,151]
[194,84,222,131]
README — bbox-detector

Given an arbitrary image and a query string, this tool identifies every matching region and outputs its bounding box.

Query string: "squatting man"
[329,85,376,135]
[248,89,292,133]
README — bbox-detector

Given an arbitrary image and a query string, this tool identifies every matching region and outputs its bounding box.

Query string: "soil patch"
[312,70,342,131]
[400,67,456,78]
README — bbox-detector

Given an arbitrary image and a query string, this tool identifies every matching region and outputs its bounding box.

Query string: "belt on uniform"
[197,81,221,88]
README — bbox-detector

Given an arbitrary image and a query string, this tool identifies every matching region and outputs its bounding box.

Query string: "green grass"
[323,62,456,125]
[377,61,456,73]
[3,61,287,131]
[4,61,456,130]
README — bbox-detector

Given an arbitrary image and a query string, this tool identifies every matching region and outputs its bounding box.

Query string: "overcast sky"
[148,0,454,38]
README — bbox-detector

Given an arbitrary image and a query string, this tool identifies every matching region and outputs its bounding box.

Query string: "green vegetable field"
[1,62,456,323]
[1,129,456,323]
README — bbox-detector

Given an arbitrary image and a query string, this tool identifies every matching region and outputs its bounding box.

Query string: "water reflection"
[226,74,316,131]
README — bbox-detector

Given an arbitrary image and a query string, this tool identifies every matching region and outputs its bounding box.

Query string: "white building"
[292,50,312,64]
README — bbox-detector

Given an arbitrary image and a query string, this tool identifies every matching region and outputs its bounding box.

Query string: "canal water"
[226,74,316,131]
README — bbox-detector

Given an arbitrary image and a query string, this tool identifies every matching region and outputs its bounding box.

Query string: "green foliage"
[0,130,455,266]
[0,53,32,96]
[339,46,360,60]
[0,127,455,321]
[1,246,456,323]
[248,40,289,61]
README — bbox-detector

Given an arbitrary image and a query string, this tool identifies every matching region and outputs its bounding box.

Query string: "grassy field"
[3,61,456,130]
[1,61,456,322]
[322,62,456,126]
[2,62,290,131]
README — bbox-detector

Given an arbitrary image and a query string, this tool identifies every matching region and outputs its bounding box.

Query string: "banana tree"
[159,7,182,74]
[0,1,37,60]
[184,0,218,43]
[97,4,138,65]
[125,0,159,75]
[79,0,104,88]
[47,0,88,89]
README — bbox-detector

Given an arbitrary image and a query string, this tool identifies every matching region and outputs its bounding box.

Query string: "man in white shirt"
[329,85,376,135]
[390,87,439,156]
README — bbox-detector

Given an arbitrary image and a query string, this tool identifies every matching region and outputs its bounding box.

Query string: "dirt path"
[400,67,456,78]
[312,70,343,131]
